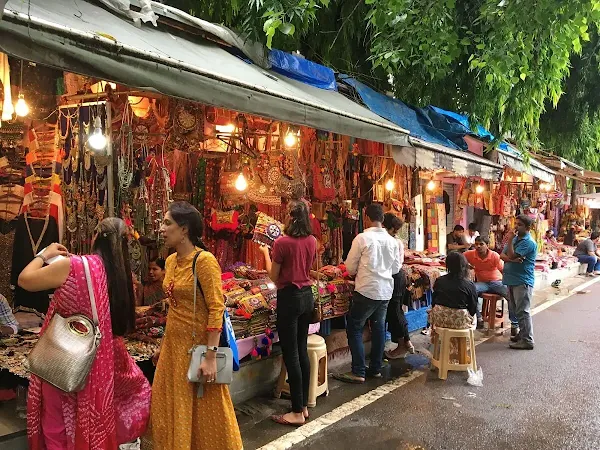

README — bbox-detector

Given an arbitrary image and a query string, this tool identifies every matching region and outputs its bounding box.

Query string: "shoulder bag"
[187,251,236,397]
[27,256,101,393]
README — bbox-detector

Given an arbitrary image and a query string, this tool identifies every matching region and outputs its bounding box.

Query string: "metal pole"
[106,102,115,217]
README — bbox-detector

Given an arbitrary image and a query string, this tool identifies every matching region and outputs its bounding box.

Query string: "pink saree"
[27,255,151,450]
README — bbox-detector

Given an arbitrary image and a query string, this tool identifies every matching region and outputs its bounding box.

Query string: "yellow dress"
[151,249,242,450]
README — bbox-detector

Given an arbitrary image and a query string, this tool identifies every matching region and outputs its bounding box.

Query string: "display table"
[0,334,161,379]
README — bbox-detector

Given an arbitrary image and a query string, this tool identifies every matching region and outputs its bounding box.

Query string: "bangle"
[35,254,48,264]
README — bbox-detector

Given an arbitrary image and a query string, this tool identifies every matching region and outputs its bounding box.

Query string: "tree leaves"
[162,0,600,169]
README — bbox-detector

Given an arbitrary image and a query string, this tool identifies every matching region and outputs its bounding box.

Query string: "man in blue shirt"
[501,215,537,350]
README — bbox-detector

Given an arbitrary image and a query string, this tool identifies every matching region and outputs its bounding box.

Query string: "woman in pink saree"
[18,218,150,450]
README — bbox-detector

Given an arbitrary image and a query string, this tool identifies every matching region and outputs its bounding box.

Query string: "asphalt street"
[255,282,600,450]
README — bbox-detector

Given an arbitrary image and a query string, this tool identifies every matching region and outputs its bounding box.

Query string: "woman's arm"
[260,245,282,283]
[196,252,226,383]
[18,244,70,292]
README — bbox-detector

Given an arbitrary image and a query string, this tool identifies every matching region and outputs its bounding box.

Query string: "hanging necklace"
[24,211,50,255]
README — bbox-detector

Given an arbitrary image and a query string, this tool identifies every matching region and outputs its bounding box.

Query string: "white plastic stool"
[274,334,329,407]
[430,327,477,380]
[578,263,588,275]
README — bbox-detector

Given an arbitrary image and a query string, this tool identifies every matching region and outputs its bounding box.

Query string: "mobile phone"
[37,247,67,265]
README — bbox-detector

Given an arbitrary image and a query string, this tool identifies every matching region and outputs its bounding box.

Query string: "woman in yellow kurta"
[151,202,242,450]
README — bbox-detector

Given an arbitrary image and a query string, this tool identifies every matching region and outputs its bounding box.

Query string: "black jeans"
[276,285,315,413]
[386,296,410,343]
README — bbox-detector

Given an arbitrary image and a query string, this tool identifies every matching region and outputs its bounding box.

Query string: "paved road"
[286,284,600,450]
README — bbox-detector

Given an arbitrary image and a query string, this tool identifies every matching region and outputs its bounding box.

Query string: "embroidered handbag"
[210,209,240,233]
[312,163,336,202]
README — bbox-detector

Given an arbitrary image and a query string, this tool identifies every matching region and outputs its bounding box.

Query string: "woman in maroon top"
[261,201,317,427]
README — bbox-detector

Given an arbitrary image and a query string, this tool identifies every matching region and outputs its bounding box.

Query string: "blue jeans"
[346,292,389,378]
[475,281,517,326]
[576,255,600,273]
[507,285,534,345]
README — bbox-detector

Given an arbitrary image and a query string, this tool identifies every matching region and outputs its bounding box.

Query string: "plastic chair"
[481,293,505,332]
[274,334,329,407]
[430,327,477,380]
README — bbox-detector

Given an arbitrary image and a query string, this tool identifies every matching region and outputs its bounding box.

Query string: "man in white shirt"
[465,222,480,246]
[334,204,401,384]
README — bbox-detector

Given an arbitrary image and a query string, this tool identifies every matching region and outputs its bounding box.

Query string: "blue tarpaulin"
[429,106,494,141]
[269,49,337,91]
[339,76,460,150]
[427,106,522,156]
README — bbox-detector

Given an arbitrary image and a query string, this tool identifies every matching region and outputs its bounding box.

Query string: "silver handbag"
[187,252,233,397]
[27,256,101,393]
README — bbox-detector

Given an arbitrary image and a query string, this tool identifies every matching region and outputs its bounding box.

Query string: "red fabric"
[271,235,317,289]
[27,255,150,450]
[312,164,336,202]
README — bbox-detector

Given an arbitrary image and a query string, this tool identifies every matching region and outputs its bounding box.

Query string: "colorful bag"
[210,210,239,232]
[312,163,336,202]
[252,212,284,248]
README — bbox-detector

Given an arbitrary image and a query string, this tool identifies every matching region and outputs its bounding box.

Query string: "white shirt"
[465,231,480,245]
[345,227,401,300]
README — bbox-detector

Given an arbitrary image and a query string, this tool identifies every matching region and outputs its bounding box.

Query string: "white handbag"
[187,252,234,397]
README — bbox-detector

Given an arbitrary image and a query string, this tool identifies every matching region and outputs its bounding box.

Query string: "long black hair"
[168,201,209,250]
[285,200,312,238]
[93,217,135,336]
[445,251,469,280]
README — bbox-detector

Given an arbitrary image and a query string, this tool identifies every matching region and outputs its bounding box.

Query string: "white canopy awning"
[493,148,556,183]
[0,0,411,146]
[392,137,504,181]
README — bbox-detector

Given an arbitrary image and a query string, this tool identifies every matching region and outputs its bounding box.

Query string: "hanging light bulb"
[235,172,248,191]
[88,116,107,152]
[475,184,485,194]
[427,180,436,191]
[216,123,236,133]
[14,60,29,118]
[284,131,297,148]
[385,179,395,192]
[15,94,29,117]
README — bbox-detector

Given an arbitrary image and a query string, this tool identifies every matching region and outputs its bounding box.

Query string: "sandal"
[333,372,365,384]
[385,350,406,360]
[271,414,304,427]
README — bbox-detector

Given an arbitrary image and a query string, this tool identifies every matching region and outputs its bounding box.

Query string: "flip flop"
[333,372,365,384]
[271,415,304,427]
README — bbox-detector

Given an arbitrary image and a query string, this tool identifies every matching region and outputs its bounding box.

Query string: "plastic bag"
[467,367,483,387]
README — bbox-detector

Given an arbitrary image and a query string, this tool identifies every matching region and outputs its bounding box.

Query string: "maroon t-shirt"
[272,235,317,289]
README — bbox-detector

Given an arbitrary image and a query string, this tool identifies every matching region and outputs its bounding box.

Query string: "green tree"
[164,0,600,168]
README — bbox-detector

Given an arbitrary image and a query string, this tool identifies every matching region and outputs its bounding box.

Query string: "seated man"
[447,225,470,254]
[573,231,600,276]
[0,294,18,337]
[544,230,560,249]
[464,236,518,334]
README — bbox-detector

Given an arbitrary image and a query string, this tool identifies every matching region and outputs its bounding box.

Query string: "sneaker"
[511,326,520,337]
[510,335,520,343]
[509,341,534,350]
[476,320,484,330]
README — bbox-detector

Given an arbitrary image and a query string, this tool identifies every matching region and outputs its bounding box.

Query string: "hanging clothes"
[10,214,59,313]
[0,52,13,121]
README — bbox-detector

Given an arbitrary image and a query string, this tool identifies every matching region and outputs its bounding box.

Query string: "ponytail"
[93,217,135,336]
